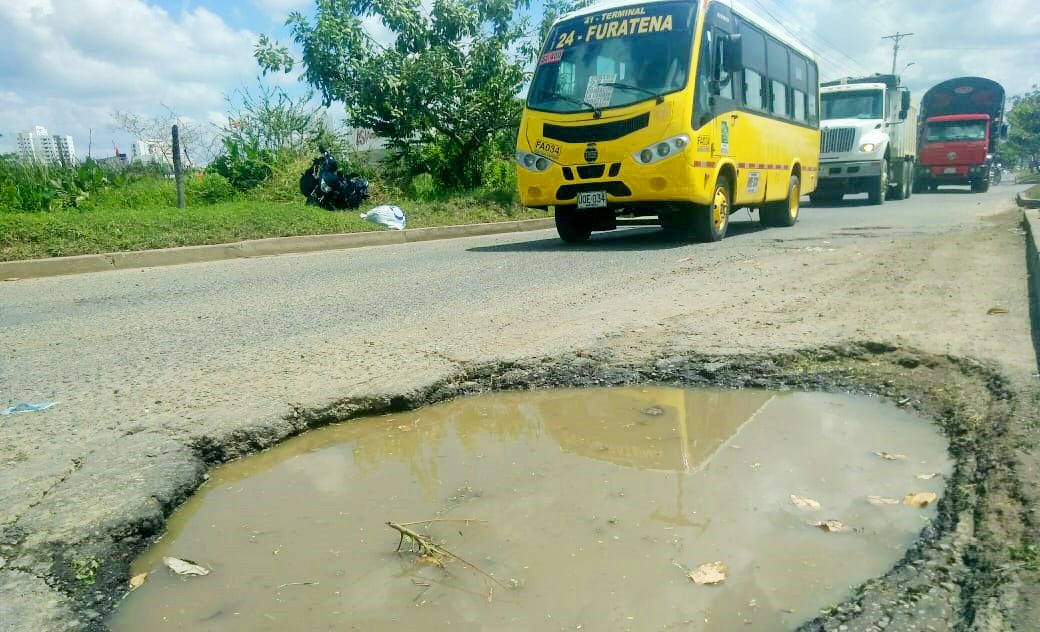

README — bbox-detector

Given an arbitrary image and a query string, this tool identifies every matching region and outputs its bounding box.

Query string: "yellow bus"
[517,0,820,242]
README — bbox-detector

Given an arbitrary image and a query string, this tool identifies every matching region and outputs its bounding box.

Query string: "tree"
[112,107,217,168]
[255,0,534,188]
[210,80,342,191]
[222,80,336,154]
[1006,86,1040,173]
[538,0,593,43]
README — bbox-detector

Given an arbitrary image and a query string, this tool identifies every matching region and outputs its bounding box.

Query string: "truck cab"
[915,77,1006,194]
[813,74,916,205]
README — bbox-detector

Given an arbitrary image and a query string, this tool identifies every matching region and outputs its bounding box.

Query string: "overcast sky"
[1,0,1038,157]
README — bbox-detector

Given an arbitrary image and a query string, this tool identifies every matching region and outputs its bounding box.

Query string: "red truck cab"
[915,77,1006,194]
[919,114,991,191]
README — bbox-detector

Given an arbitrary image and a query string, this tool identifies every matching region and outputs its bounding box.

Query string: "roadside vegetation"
[0,77,534,260]
[0,0,571,261]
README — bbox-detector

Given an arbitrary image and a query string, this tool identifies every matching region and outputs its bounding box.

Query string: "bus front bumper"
[517,156,707,209]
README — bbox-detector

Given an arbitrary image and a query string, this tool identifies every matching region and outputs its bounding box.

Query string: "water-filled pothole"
[109,387,950,630]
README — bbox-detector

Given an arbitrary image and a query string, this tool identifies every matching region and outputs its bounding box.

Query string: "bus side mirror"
[722,34,743,73]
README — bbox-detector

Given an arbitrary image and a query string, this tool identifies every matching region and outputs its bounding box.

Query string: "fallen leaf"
[790,495,821,511]
[867,495,901,506]
[915,473,941,480]
[986,307,1009,315]
[873,451,907,461]
[749,462,761,469]
[162,556,210,576]
[642,406,665,417]
[396,425,415,432]
[903,492,939,508]
[128,573,147,590]
[689,561,727,585]
[812,520,851,533]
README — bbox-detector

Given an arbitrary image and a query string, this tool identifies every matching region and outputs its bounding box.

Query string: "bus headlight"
[634,135,690,165]
[516,150,552,172]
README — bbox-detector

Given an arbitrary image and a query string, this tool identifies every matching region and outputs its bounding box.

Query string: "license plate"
[577,191,607,209]
[943,167,957,174]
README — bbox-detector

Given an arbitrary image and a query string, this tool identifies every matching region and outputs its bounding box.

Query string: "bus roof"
[557,0,818,64]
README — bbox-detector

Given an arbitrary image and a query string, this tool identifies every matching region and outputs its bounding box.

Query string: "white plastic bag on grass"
[361,205,406,230]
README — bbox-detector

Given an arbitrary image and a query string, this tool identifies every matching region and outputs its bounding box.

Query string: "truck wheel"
[761,175,800,227]
[868,159,887,205]
[971,179,990,193]
[890,162,910,200]
[905,168,913,198]
[555,206,591,243]
[912,177,924,194]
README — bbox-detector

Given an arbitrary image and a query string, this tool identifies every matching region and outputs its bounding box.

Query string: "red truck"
[914,77,1007,193]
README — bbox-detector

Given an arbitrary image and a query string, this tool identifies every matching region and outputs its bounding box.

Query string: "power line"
[765,0,873,75]
[742,0,870,79]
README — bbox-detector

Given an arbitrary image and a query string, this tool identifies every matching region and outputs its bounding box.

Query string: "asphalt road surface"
[0,183,1036,630]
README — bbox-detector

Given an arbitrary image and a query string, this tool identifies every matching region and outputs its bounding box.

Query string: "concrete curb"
[0,217,555,280]
[1017,193,1040,209]
[1021,208,1040,368]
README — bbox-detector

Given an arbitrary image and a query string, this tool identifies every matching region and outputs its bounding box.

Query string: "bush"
[186,172,236,204]
[480,157,517,204]
[209,139,274,191]
[409,173,439,202]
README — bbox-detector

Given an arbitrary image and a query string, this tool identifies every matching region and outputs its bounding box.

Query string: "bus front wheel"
[689,174,732,242]
[555,206,591,243]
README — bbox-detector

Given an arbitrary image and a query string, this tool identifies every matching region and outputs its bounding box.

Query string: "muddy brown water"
[108,387,951,631]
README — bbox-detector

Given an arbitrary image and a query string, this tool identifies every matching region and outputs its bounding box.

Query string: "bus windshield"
[925,120,987,142]
[527,2,697,115]
[821,90,883,119]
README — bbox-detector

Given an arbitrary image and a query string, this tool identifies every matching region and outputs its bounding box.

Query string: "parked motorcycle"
[299,148,369,210]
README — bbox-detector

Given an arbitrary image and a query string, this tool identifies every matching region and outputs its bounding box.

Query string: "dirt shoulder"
[1,205,1038,631]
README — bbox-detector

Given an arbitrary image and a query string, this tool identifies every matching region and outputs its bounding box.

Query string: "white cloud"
[763,0,1040,99]
[0,0,259,156]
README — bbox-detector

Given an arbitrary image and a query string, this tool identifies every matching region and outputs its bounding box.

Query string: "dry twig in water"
[386,521,506,589]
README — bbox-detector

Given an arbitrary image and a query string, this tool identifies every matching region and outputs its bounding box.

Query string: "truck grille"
[820,127,855,153]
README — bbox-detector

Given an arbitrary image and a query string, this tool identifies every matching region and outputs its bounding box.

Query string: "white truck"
[812,74,917,205]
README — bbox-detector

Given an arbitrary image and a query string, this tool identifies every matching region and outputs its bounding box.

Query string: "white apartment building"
[17,126,77,165]
[130,138,173,166]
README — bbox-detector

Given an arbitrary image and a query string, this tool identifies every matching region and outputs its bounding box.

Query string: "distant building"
[17,126,77,165]
[130,138,173,166]
[96,152,128,169]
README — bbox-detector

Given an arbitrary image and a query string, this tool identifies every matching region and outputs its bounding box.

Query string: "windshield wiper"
[599,82,665,104]
[536,90,602,119]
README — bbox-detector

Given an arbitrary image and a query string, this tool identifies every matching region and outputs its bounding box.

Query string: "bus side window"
[693,30,714,127]
[807,62,819,126]
[792,89,807,122]
[738,19,766,112]
[744,70,765,111]
[770,80,788,118]
[766,39,789,118]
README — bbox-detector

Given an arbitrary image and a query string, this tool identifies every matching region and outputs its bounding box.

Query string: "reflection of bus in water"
[517,0,820,243]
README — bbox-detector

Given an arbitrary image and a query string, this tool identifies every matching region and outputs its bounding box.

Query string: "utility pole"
[172,125,185,209]
[882,32,913,75]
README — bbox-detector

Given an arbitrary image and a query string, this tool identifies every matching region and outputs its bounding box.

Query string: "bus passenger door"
[705,13,745,201]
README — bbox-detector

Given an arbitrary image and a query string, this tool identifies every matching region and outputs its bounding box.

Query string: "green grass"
[1024,184,1040,199]
[0,193,545,262]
